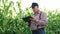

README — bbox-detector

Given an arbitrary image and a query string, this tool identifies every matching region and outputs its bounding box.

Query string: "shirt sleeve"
[35,12,48,26]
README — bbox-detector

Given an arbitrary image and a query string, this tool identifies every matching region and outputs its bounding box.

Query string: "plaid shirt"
[30,11,48,30]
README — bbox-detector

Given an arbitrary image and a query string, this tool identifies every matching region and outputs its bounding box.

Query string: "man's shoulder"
[39,11,46,15]
[40,10,45,12]
[39,11,44,14]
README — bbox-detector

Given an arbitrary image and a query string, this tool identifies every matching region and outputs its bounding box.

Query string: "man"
[30,3,47,34]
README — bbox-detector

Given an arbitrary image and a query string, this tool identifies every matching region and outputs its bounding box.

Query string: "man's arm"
[35,12,48,26]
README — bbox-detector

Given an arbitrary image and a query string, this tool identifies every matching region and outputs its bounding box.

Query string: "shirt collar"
[33,10,40,15]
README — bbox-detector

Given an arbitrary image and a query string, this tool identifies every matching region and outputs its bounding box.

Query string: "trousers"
[32,28,45,34]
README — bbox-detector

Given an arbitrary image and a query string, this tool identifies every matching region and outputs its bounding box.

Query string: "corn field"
[0,0,60,34]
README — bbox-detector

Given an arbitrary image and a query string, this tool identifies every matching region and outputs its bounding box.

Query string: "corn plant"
[0,0,32,34]
[45,10,60,34]
[0,0,60,34]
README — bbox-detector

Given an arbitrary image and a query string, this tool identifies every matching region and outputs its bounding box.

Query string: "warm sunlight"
[8,0,60,18]
[0,0,60,34]
[8,0,60,10]
[21,0,60,10]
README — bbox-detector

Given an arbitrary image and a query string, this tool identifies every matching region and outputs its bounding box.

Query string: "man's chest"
[32,14,40,20]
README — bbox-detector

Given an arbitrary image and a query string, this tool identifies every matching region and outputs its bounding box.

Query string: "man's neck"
[34,10,40,14]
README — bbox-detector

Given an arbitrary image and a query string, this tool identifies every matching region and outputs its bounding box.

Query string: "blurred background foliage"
[0,0,60,34]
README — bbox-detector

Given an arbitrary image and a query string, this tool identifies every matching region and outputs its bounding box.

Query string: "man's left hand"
[30,18,36,22]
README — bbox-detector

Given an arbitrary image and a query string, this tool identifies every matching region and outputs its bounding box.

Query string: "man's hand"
[29,18,36,22]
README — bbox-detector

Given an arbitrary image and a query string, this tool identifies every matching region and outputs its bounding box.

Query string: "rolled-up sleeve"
[35,12,48,26]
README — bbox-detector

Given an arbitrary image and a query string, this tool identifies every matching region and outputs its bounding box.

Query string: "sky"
[7,0,60,18]
[21,0,60,10]
[11,0,60,10]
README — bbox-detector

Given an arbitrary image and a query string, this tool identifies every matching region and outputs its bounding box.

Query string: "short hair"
[31,2,39,8]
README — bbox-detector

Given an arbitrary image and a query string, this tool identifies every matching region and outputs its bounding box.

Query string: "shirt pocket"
[30,23,37,30]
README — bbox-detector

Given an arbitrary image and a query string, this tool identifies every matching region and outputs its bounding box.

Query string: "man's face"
[32,6,39,13]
